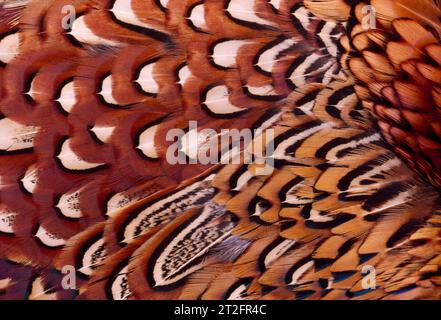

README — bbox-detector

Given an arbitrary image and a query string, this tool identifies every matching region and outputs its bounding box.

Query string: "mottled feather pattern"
[0,0,440,300]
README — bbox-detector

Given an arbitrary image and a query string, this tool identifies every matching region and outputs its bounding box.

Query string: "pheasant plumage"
[0,0,440,300]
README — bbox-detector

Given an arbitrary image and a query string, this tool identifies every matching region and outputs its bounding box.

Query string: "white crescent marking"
[78,238,107,276]
[289,260,315,285]
[56,189,83,219]
[0,33,20,63]
[35,225,66,248]
[204,86,247,115]
[178,65,192,85]
[100,75,118,105]
[111,0,168,32]
[212,40,250,68]
[136,62,159,94]
[227,0,275,27]
[188,4,208,30]
[91,126,115,143]
[70,15,118,46]
[0,118,38,152]
[137,124,159,159]
[256,38,295,73]
[57,139,105,171]
[56,81,77,113]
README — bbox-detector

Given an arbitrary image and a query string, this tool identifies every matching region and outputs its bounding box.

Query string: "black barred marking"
[332,271,357,283]
[258,237,298,272]
[335,132,384,159]
[326,104,341,119]
[361,179,376,185]
[274,120,333,159]
[389,284,419,296]
[280,220,298,232]
[285,256,313,286]
[329,85,355,103]
[287,52,337,89]
[362,181,406,212]
[251,108,282,131]
[314,258,333,271]
[119,180,216,244]
[290,3,313,38]
[229,165,250,192]
[349,110,364,122]
[316,21,345,58]
[304,55,329,77]
[338,239,357,257]
[0,0,437,302]
[386,220,422,248]
[316,20,327,35]
[296,290,316,300]
[338,154,398,192]
[286,4,346,91]
[346,288,375,298]
[359,253,377,265]
[247,196,272,217]
[295,89,320,108]
[305,213,356,229]
[279,176,304,202]
[286,54,308,89]
[224,277,253,300]
[316,137,349,159]
[254,36,299,76]
[294,89,321,116]
[316,131,383,160]
[300,204,312,219]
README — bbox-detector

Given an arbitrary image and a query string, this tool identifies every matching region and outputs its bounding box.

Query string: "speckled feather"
[0,0,440,300]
